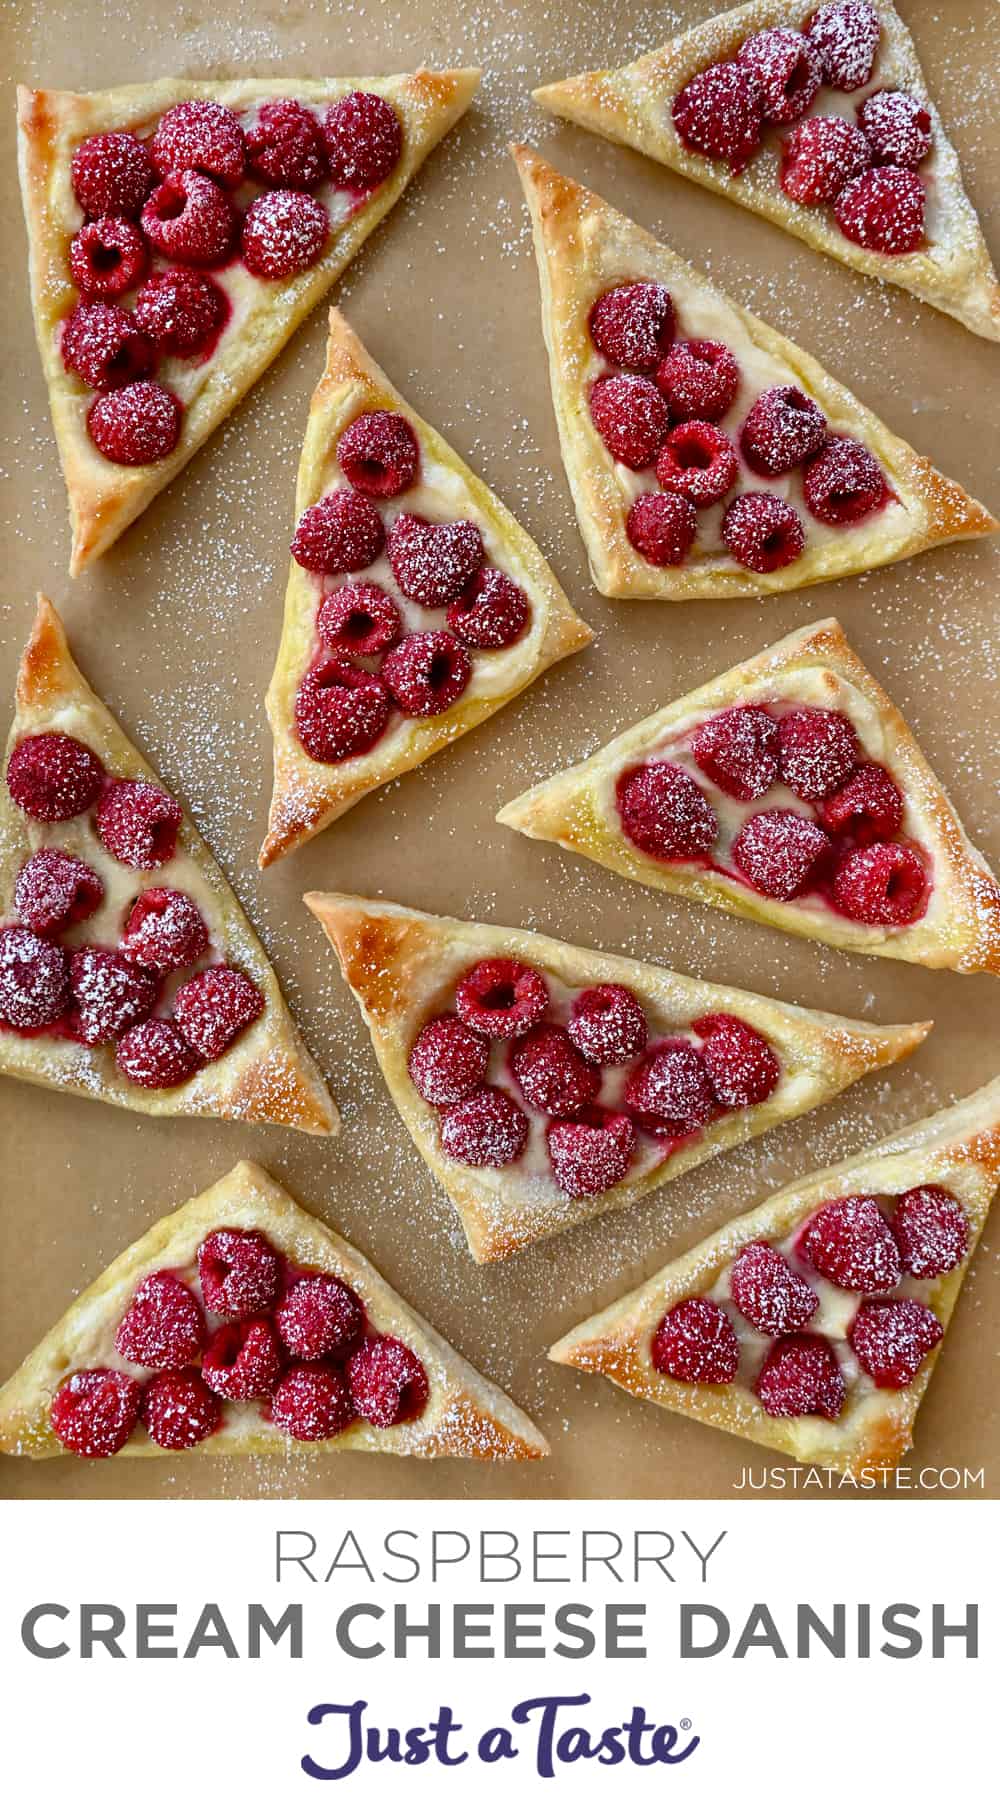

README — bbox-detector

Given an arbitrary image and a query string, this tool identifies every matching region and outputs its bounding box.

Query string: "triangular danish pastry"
[514,147,995,599]
[0,597,335,1133]
[259,309,593,865]
[306,892,929,1261]
[18,71,480,574]
[0,1161,547,1460]
[533,1,1000,342]
[498,616,1000,974]
[550,1076,1000,1472]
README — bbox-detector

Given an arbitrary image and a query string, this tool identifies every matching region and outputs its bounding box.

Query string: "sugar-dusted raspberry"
[440,1087,530,1168]
[69,946,158,1045]
[511,1024,600,1116]
[893,1185,969,1280]
[142,1367,222,1450]
[455,958,549,1039]
[755,1333,845,1417]
[625,1039,718,1137]
[695,1013,780,1109]
[778,708,859,802]
[50,1368,141,1458]
[96,778,182,869]
[244,98,327,189]
[547,1110,636,1198]
[820,763,903,844]
[588,283,675,372]
[242,190,329,279]
[202,1318,283,1401]
[832,842,927,925]
[115,1270,205,1369]
[690,705,779,802]
[198,1227,282,1318]
[115,1017,201,1088]
[808,1,880,91]
[8,733,102,823]
[721,493,805,573]
[276,1273,365,1362]
[655,339,740,423]
[70,217,148,299]
[174,965,265,1061]
[651,1297,740,1382]
[122,887,209,973]
[656,421,739,507]
[151,100,245,186]
[408,1013,490,1107]
[382,631,471,718]
[337,410,419,498]
[271,1362,355,1440]
[858,89,932,169]
[567,983,648,1066]
[0,926,71,1030]
[295,656,391,762]
[626,492,698,566]
[388,513,484,607]
[589,374,669,470]
[797,1194,901,1292]
[317,582,401,657]
[803,435,888,524]
[447,568,530,650]
[135,267,227,357]
[849,1297,943,1389]
[61,302,155,391]
[13,849,104,935]
[71,131,155,219]
[292,486,385,575]
[142,170,236,264]
[87,381,183,465]
[780,115,872,205]
[347,1336,429,1427]
[740,385,827,476]
[730,1242,819,1336]
[617,761,718,861]
[323,91,402,190]
[738,29,821,125]
[835,165,925,254]
[732,809,833,899]
[672,60,764,172]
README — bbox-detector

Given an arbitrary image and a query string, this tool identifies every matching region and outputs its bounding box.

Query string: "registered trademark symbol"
[680,1719,692,1731]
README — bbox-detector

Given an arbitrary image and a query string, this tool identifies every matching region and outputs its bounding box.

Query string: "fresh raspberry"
[270,1363,355,1440]
[337,410,419,498]
[317,582,402,656]
[755,1334,845,1417]
[566,984,648,1066]
[241,190,329,278]
[656,421,739,506]
[61,302,155,391]
[50,1368,141,1458]
[292,487,385,574]
[388,513,484,607]
[96,778,182,868]
[690,705,779,802]
[732,809,833,899]
[589,374,669,469]
[803,435,888,524]
[115,1270,205,1369]
[617,762,718,861]
[135,267,227,356]
[738,29,821,125]
[834,166,925,254]
[721,493,805,573]
[174,965,265,1060]
[202,1318,283,1401]
[455,958,549,1038]
[70,217,148,299]
[858,90,932,169]
[69,947,158,1045]
[115,1017,200,1088]
[71,131,155,218]
[244,98,327,188]
[447,568,530,650]
[780,115,872,205]
[408,1013,490,1107]
[440,1087,530,1168]
[655,339,740,423]
[151,100,245,186]
[276,1273,365,1362]
[347,1337,429,1427]
[323,91,402,190]
[778,708,859,802]
[588,283,675,371]
[819,763,902,843]
[625,1039,718,1137]
[740,385,827,476]
[797,1195,901,1292]
[808,1,881,91]
[672,60,764,172]
[0,927,70,1030]
[382,631,471,718]
[626,492,698,566]
[294,656,391,762]
[142,170,236,264]
[198,1227,282,1318]
[651,1298,740,1383]
[122,888,209,973]
[547,1110,636,1197]
[87,382,183,465]
[893,1186,969,1280]
[142,1367,222,1450]
[832,842,927,925]
[849,1297,943,1388]
[695,1014,780,1109]
[12,849,104,935]
[511,1024,600,1116]
[729,1242,819,1335]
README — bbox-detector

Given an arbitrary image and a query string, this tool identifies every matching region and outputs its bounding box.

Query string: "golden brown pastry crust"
[17,72,481,575]
[0,1161,548,1461]
[550,1075,1000,1472]
[533,0,1000,343]
[259,308,593,865]
[0,597,336,1134]
[499,616,1000,974]
[513,147,996,599]
[306,891,929,1262]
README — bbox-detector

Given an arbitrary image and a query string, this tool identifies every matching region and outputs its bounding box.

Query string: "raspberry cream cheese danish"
[306,892,928,1262]
[499,617,1000,974]
[514,149,995,599]
[550,1075,1000,1471]
[533,1,1000,342]
[17,71,480,574]
[0,598,335,1133]
[259,310,592,865]
[0,1162,547,1461]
